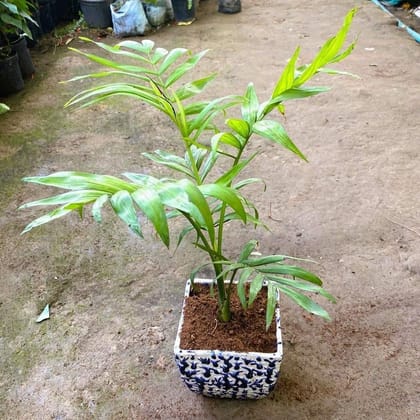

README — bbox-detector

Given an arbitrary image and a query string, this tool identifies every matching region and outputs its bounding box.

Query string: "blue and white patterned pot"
[174,278,283,399]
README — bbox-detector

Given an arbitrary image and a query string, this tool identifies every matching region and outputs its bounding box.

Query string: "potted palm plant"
[20,9,357,399]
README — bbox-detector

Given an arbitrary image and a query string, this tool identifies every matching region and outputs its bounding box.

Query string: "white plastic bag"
[111,0,151,36]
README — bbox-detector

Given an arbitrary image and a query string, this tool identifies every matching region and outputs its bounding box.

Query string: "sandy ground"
[1,0,419,418]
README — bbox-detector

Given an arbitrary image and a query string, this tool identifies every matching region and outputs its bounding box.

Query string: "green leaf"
[176,225,196,248]
[219,211,264,229]
[65,83,169,115]
[155,182,192,213]
[277,285,331,320]
[266,282,277,330]
[185,145,207,173]
[183,101,209,116]
[211,132,242,149]
[189,261,217,283]
[317,67,359,78]
[110,190,141,236]
[198,184,246,223]
[267,276,336,303]
[214,262,246,281]
[171,91,189,136]
[151,47,169,65]
[22,172,137,194]
[295,8,356,86]
[65,70,151,84]
[148,78,176,119]
[177,179,215,244]
[226,118,250,138]
[249,273,264,307]
[164,49,209,88]
[67,47,156,75]
[257,265,322,286]
[272,46,301,98]
[252,120,307,161]
[143,150,194,178]
[0,103,10,115]
[1,2,18,13]
[76,39,152,65]
[199,138,220,181]
[131,187,170,247]
[189,95,243,132]
[92,194,109,223]
[215,153,257,186]
[241,83,259,124]
[88,38,154,55]
[241,255,287,267]
[238,240,258,262]
[123,173,160,187]
[260,86,330,118]
[233,177,264,190]
[65,83,130,107]
[21,207,73,234]
[158,47,189,75]
[174,73,217,101]
[1,13,23,31]
[118,39,155,54]
[237,268,253,309]
[329,39,357,65]
[19,190,105,208]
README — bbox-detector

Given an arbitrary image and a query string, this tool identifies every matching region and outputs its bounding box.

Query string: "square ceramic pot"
[174,278,283,399]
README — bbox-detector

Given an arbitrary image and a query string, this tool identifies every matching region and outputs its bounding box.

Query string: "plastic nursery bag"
[111,0,151,37]
[144,1,168,27]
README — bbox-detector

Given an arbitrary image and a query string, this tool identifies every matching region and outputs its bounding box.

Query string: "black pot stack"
[0,1,82,97]
[0,35,35,96]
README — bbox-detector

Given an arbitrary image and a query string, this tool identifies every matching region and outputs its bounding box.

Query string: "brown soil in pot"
[179,284,278,353]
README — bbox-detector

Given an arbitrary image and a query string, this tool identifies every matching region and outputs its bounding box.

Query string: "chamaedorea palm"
[21,9,356,328]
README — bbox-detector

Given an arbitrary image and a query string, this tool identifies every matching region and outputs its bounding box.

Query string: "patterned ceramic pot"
[174,278,283,399]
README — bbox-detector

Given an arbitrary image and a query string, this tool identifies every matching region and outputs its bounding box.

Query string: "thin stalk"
[182,212,227,310]
[214,132,254,320]
[227,268,239,297]
[215,133,250,255]
[185,143,202,185]
[149,63,203,185]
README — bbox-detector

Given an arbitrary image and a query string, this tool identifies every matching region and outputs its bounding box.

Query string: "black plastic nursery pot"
[0,52,25,96]
[55,0,80,22]
[26,8,43,48]
[218,0,241,14]
[171,0,196,24]
[80,0,112,28]
[11,37,35,79]
[38,0,57,34]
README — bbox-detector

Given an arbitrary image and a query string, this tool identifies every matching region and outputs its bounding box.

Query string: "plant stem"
[185,142,202,184]
[218,296,231,322]
[213,132,254,321]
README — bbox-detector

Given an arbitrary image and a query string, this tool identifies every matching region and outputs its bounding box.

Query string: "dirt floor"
[1,0,419,418]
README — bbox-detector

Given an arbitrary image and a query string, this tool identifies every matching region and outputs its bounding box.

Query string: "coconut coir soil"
[179,284,278,353]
